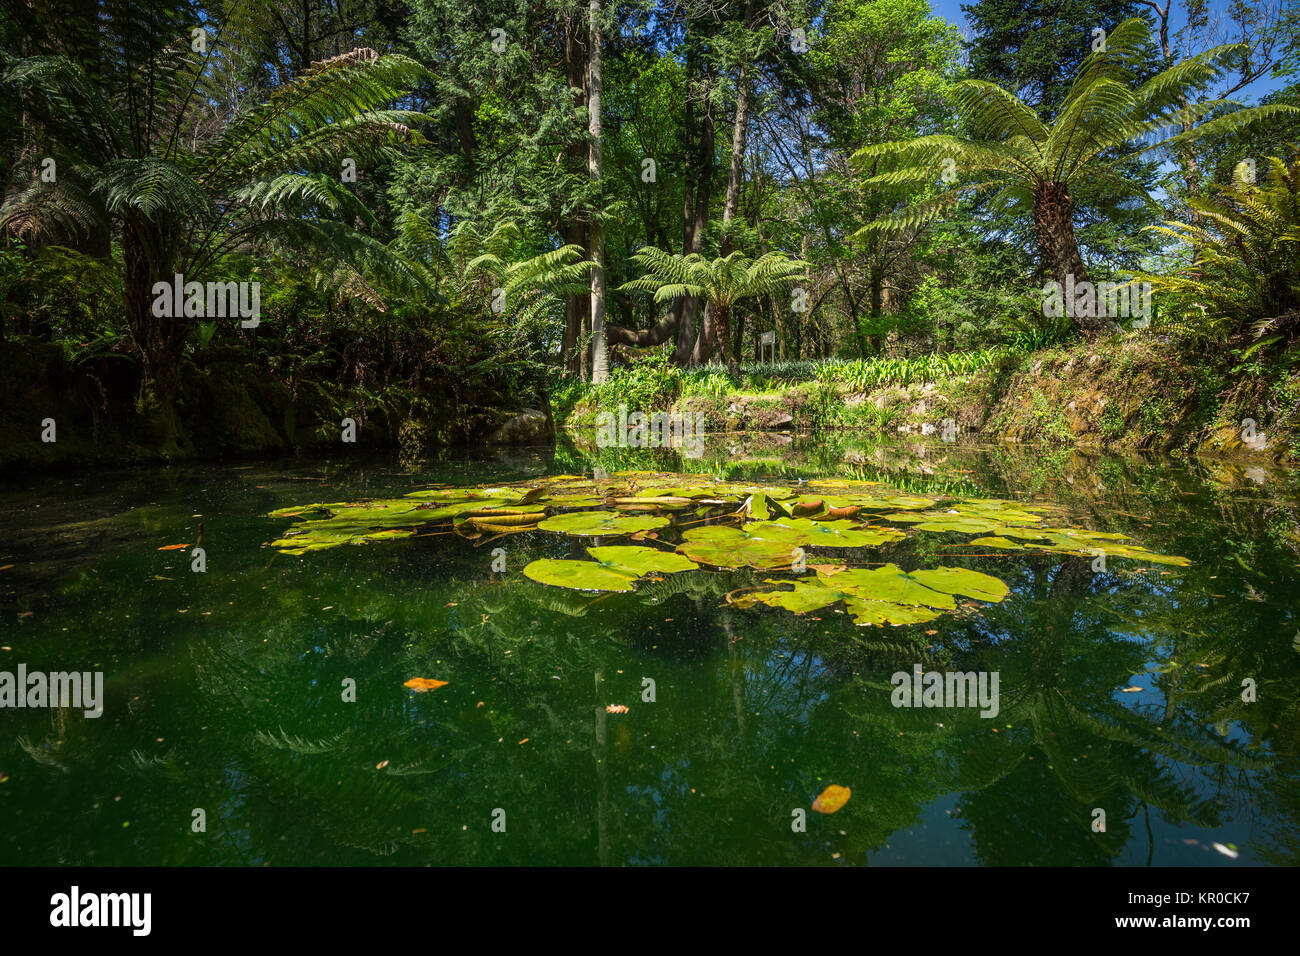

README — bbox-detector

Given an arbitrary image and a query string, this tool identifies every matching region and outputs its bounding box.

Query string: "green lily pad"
[736,578,844,613]
[678,522,810,569]
[821,566,957,610]
[843,597,944,626]
[522,559,637,591]
[536,511,670,536]
[586,546,699,575]
[909,566,1010,602]
[754,518,907,548]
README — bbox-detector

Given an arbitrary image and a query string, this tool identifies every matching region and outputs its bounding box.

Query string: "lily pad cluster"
[266,470,1189,626]
[731,565,1010,626]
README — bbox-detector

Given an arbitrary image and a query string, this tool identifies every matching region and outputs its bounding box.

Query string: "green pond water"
[2,435,1299,866]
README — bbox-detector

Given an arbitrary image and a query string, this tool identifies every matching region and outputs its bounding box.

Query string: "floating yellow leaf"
[404,677,449,692]
[812,784,851,814]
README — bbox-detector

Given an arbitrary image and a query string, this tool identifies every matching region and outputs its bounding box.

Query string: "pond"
[2,434,1297,866]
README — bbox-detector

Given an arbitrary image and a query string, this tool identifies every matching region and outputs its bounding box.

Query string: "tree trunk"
[720,0,756,252]
[123,221,185,450]
[561,15,588,374]
[693,303,716,365]
[588,0,608,383]
[1032,181,1114,335]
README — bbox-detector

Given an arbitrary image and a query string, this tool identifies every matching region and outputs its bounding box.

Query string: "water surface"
[2,435,1297,866]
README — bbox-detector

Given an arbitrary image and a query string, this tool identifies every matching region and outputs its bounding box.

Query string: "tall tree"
[589,0,609,382]
[961,0,1148,116]
[855,17,1298,334]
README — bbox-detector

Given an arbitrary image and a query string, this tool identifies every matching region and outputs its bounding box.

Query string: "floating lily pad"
[586,546,699,575]
[909,566,1010,602]
[752,518,907,548]
[734,578,843,613]
[736,562,1006,628]
[536,511,670,536]
[523,559,638,591]
[843,597,944,626]
[678,522,809,569]
[822,566,958,610]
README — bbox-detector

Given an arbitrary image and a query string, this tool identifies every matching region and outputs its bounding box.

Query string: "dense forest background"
[2,0,1298,465]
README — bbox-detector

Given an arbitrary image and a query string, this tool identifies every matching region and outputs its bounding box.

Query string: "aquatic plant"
[268,471,1189,629]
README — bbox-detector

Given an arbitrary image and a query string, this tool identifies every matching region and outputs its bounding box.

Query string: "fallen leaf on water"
[518,738,529,745]
[412,827,427,834]
[375,760,389,770]
[404,677,449,692]
[0,564,13,571]
[1212,842,1239,859]
[17,612,33,619]
[606,704,629,714]
[1121,686,1142,693]
[812,784,851,814]
[0,772,8,783]
[157,543,189,551]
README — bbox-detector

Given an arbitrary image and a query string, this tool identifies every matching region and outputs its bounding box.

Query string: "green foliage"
[854,17,1299,314]
[1135,149,1300,346]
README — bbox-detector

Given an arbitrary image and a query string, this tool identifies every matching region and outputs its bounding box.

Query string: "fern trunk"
[1032,181,1114,336]
[122,220,185,451]
[713,302,738,373]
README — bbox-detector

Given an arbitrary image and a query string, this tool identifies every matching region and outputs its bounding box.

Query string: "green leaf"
[678,522,809,569]
[536,511,670,536]
[522,559,637,592]
[755,518,907,548]
[586,546,699,575]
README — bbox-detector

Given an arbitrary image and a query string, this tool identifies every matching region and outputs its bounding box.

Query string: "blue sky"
[925,0,1290,102]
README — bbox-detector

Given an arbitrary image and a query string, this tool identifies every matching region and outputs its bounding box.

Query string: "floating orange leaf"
[606,704,629,714]
[157,543,189,551]
[812,784,850,814]
[375,760,389,770]
[404,677,449,692]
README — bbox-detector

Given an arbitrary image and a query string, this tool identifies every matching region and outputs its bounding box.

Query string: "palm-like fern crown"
[388,216,590,322]
[1138,151,1300,338]
[620,247,807,309]
[1,1,430,282]
[852,17,1300,237]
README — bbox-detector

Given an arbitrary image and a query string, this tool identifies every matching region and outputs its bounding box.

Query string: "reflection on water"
[1,433,1298,866]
